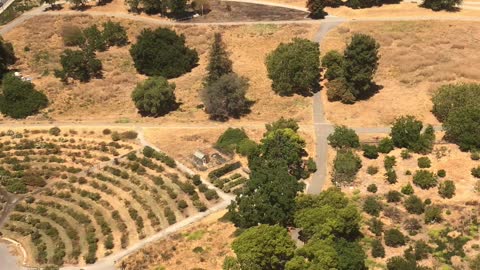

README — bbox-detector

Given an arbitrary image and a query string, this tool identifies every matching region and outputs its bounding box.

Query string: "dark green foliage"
[367,166,378,175]
[384,156,396,170]
[404,195,424,214]
[471,151,480,160]
[385,169,398,184]
[424,205,442,224]
[438,180,455,198]
[472,166,480,178]
[328,125,360,149]
[417,157,431,168]
[362,144,379,159]
[237,139,258,157]
[401,149,412,159]
[266,38,320,96]
[130,28,198,78]
[332,149,362,185]
[0,73,48,119]
[205,33,233,85]
[306,158,317,173]
[384,229,406,247]
[343,34,380,99]
[386,256,427,270]
[371,239,385,258]
[421,0,461,11]
[378,137,394,153]
[131,76,177,117]
[444,105,480,151]
[83,24,106,52]
[326,78,355,103]
[386,190,402,203]
[437,169,446,178]
[202,73,250,120]
[368,217,383,236]
[390,116,435,154]
[404,240,431,261]
[363,196,382,217]
[367,183,377,193]
[215,128,249,154]
[413,170,437,189]
[0,37,16,76]
[208,162,242,180]
[102,21,128,47]
[231,225,296,270]
[432,83,480,122]
[265,117,299,134]
[403,218,422,236]
[401,182,414,195]
[306,0,326,18]
[322,50,344,80]
[54,49,102,83]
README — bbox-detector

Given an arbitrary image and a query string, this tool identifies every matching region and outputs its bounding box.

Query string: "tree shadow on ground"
[356,83,383,101]
[138,102,182,118]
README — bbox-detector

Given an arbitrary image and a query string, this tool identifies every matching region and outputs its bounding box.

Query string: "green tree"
[130,28,198,78]
[432,83,480,122]
[131,76,177,117]
[384,229,406,247]
[386,256,426,270]
[326,78,355,103]
[0,37,16,76]
[83,24,106,52]
[343,34,380,100]
[306,0,326,18]
[390,115,435,154]
[0,74,48,119]
[54,49,102,83]
[332,149,362,185]
[205,33,233,85]
[438,180,455,199]
[215,128,249,154]
[169,0,187,16]
[102,21,128,47]
[371,239,385,258]
[444,105,480,151]
[328,125,360,149]
[265,117,299,134]
[363,196,382,217]
[266,38,320,96]
[231,225,296,270]
[412,170,437,189]
[404,195,424,214]
[202,73,250,121]
[421,0,462,11]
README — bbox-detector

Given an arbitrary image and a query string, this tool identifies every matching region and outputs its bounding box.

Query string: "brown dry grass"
[3,15,317,124]
[119,210,236,270]
[321,20,480,127]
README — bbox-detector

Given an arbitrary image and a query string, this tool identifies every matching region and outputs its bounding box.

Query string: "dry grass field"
[119,210,236,270]
[325,138,480,269]
[321,20,480,127]
[3,15,317,124]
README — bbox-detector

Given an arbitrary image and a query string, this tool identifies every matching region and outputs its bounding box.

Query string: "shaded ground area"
[189,0,308,22]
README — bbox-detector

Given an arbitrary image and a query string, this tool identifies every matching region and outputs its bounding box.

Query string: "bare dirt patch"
[3,15,317,124]
[321,20,480,127]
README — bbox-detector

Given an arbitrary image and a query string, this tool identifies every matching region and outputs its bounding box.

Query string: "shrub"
[417,157,431,168]
[83,24,107,52]
[400,149,411,159]
[332,149,362,185]
[362,144,379,159]
[130,28,198,78]
[102,21,128,47]
[438,180,455,199]
[404,195,424,214]
[472,166,480,178]
[347,0,381,9]
[0,74,48,119]
[384,156,396,170]
[54,49,102,83]
[177,200,188,209]
[62,25,85,47]
[102,129,111,135]
[208,162,241,180]
[471,151,480,161]
[371,239,385,258]
[424,198,431,205]
[367,184,377,193]
[404,218,422,236]
[306,158,317,173]
[421,0,461,11]
[444,105,480,151]
[306,0,327,18]
[192,175,202,186]
[433,84,480,121]
[326,78,355,103]
[405,240,431,261]
[390,115,435,154]
[327,125,360,149]
[49,127,61,136]
[385,169,397,184]
[204,189,219,200]
[378,137,394,153]
[266,38,320,96]
[386,190,402,203]
[401,183,414,195]
[202,73,250,121]
[215,128,248,154]
[384,229,406,247]
[437,169,446,178]
[131,76,177,117]
[368,217,383,236]
[424,205,442,224]
[413,170,437,189]
[322,50,344,80]
[363,196,382,217]
[343,34,380,100]
[367,166,378,175]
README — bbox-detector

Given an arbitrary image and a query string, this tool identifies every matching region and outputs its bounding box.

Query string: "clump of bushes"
[438,180,455,199]
[413,170,437,189]
[367,184,377,193]
[332,149,362,185]
[362,144,378,159]
[404,195,424,214]
[367,166,378,175]
[384,229,406,247]
[390,115,435,154]
[363,196,382,216]
[386,190,402,203]
[327,125,360,149]
[131,76,177,117]
[417,157,431,168]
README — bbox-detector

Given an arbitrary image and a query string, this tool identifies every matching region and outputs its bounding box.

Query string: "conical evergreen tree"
[205,33,233,85]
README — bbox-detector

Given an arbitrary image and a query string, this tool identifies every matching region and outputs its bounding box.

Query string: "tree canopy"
[266,38,320,96]
[390,115,435,154]
[328,125,360,149]
[0,74,48,119]
[54,49,102,83]
[131,76,177,116]
[130,28,198,78]
[0,37,16,76]
[205,33,233,85]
